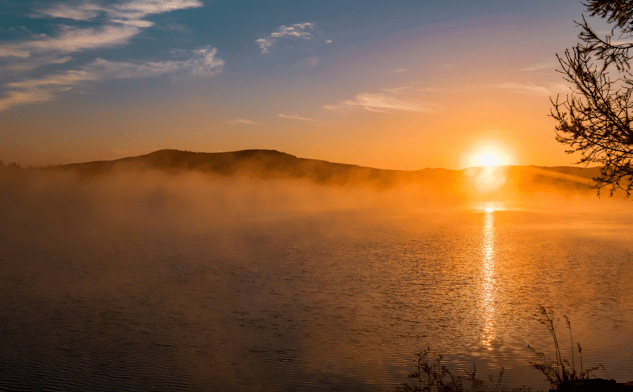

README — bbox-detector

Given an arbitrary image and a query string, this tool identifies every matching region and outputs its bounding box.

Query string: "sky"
[0,0,597,170]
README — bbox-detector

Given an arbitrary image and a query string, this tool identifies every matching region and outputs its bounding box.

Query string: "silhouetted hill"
[43,149,604,195]
[50,149,456,188]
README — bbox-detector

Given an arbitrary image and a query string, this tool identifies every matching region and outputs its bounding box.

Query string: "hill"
[48,149,454,187]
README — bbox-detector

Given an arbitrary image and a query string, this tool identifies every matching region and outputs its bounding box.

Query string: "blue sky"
[0,0,593,169]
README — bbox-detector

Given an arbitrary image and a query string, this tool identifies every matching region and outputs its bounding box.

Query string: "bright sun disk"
[478,152,502,167]
[463,141,513,169]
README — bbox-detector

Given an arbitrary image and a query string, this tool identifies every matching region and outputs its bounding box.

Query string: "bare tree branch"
[554,0,633,196]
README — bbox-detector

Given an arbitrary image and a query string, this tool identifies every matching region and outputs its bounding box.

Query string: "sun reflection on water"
[481,208,496,348]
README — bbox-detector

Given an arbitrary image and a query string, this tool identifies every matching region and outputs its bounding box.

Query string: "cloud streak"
[256,23,314,53]
[324,93,434,114]
[6,0,204,61]
[381,86,411,93]
[34,0,203,22]
[520,63,555,71]
[227,119,257,125]
[0,24,142,61]
[0,47,222,111]
[279,113,314,121]
[488,82,568,96]
[89,47,223,78]
[0,0,215,111]
[33,2,104,20]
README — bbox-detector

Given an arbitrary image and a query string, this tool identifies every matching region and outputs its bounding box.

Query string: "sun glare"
[462,141,513,169]
[478,152,502,167]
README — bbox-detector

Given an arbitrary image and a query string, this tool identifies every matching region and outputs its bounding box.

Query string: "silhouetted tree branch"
[553,0,633,196]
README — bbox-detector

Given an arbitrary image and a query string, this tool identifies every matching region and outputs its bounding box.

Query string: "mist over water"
[1,167,632,391]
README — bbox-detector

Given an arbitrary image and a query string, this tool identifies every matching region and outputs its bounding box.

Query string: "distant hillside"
[44,149,603,195]
[49,149,455,188]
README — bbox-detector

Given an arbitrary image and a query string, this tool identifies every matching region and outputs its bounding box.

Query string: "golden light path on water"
[480,206,496,348]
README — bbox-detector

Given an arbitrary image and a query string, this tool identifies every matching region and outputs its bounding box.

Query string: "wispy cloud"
[256,23,314,53]
[488,82,568,96]
[381,86,411,93]
[0,90,62,112]
[0,0,214,111]
[0,68,99,111]
[279,113,314,121]
[0,47,222,111]
[324,93,434,114]
[8,0,204,60]
[32,2,104,21]
[520,63,555,71]
[0,47,31,58]
[392,68,406,73]
[6,70,99,91]
[0,24,142,59]
[255,38,275,54]
[2,55,73,73]
[89,46,223,78]
[270,23,314,38]
[227,119,257,125]
[34,0,203,22]
[111,0,204,20]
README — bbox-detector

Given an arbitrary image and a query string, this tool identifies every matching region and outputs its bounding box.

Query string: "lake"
[1,176,632,391]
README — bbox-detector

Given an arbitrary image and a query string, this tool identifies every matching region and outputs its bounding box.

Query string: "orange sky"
[0,0,588,170]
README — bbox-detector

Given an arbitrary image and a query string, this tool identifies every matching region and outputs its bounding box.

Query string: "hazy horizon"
[0,146,607,171]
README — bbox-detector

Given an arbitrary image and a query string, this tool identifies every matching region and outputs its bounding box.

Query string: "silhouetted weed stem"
[527,306,603,390]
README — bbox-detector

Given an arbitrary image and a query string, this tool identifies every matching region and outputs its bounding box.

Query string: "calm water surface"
[1,205,632,391]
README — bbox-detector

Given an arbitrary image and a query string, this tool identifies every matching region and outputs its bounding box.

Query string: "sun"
[462,141,513,169]
[478,152,502,167]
